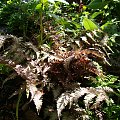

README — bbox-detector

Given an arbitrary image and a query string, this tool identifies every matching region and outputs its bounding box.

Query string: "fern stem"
[16,88,22,120]
[40,9,43,44]
[39,1,43,46]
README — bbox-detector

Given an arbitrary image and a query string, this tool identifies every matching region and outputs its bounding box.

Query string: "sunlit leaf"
[57,87,113,119]
[7,0,12,4]
[29,84,44,114]
[42,0,48,4]
[35,3,42,10]
[57,88,89,119]
[33,91,43,114]
[83,18,98,30]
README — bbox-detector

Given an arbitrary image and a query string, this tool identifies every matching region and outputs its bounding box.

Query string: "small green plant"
[35,0,48,46]
[0,0,39,37]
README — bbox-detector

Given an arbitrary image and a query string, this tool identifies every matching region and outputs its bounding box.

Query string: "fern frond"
[84,93,96,109]
[27,83,44,114]
[57,88,89,118]
[0,33,113,118]
[57,86,113,119]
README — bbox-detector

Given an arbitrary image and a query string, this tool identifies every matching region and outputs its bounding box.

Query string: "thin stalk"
[39,1,43,46]
[40,8,43,44]
[16,88,22,120]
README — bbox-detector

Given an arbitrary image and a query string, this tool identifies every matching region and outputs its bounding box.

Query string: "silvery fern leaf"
[27,84,44,114]
[57,88,89,119]
[97,86,114,93]
[57,93,70,119]
[33,91,43,114]
[90,87,113,109]
[84,93,96,109]
[57,87,113,119]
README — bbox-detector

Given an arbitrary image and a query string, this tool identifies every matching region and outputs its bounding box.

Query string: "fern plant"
[0,0,120,119]
[0,29,119,119]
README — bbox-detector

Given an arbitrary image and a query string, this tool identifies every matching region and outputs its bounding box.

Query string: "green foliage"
[87,0,109,9]
[95,75,119,87]
[0,0,39,37]
[103,104,120,119]
[83,17,98,30]
[0,64,12,74]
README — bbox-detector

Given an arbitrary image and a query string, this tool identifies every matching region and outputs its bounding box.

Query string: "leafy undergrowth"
[0,29,120,120]
[0,0,120,120]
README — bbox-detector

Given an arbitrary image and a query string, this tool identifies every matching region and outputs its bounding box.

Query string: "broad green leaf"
[91,11,103,19]
[87,0,109,9]
[35,0,48,10]
[71,21,81,29]
[35,3,42,10]
[83,18,98,30]
[7,0,12,4]
[100,21,112,30]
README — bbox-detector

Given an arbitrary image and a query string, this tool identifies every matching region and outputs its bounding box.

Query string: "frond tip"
[27,84,44,114]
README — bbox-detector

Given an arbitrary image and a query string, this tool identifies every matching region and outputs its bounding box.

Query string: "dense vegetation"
[0,0,120,120]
